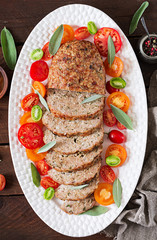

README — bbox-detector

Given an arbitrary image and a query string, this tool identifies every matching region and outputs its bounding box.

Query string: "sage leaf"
[110,104,133,130]
[49,24,64,55]
[31,163,41,187]
[108,35,115,66]
[1,27,17,70]
[71,184,89,190]
[81,94,104,104]
[129,1,149,35]
[81,206,108,216]
[113,178,122,208]
[32,87,50,112]
[38,141,56,153]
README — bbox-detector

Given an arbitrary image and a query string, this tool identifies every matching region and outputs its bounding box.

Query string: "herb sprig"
[38,141,56,153]
[81,206,108,216]
[108,35,115,66]
[81,94,105,104]
[49,24,64,55]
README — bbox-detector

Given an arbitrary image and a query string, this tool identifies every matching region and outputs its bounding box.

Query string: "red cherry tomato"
[42,42,53,61]
[103,109,116,127]
[106,81,119,94]
[21,93,39,111]
[40,176,59,189]
[108,130,126,143]
[0,174,6,191]
[74,27,90,40]
[30,60,49,82]
[117,121,126,130]
[36,160,50,176]
[100,165,116,183]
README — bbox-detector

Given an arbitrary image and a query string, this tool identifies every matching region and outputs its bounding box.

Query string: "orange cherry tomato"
[42,42,52,61]
[105,144,127,167]
[26,147,47,162]
[32,81,46,98]
[60,25,74,44]
[0,174,6,191]
[19,111,43,128]
[104,56,124,77]
[106,92,130,112]
[94,183,114,206]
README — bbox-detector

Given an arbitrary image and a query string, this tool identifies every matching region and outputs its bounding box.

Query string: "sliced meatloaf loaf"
[47,88,104,120]
[48,159,101,185]
[55,177,99,201]
[61,195,96,215]
[42,111,102,136]
[45,145,103,172]
[48,40,105,95]
[43,125,104,154]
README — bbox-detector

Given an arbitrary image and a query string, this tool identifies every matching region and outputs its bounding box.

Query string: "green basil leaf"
[87,21,97,35]
[30,49,43,60]
[71,184,89,190]
[1,27,17,70]
[108,35,115,66]
[49,24,64,55]
[81,206,108,216]
[106,155,121,166]
[129,1,149,35]
[44,187,55,200]
[110,77,126,89]
[113,178,122,207]
[32,87,50,112]
[110,104,133,130]
[38,141,56,153]
[31,163,41,187]
[81,94,104,104]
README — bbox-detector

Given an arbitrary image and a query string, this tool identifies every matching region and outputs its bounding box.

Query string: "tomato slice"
[94,27,122,57]
[0,174,6,191]
[100,165,116,183]
[104,56,124,78]
[106,92,130,112]
[20,111,43,128]
[74,27,90,40]
[103,109,116,127]
[41,42,52,61]
[94,183,114,206]
[18,123,43,149]
[106,81,119,94]
[32,81,46,97]
[117,120,126,130]
[26,147,47,162]
[61,25,74,44]
[40,176,59,189]
[21,93,39,111]
[30,60,49,82]
[36,160,50,175]
[105,144,127,167]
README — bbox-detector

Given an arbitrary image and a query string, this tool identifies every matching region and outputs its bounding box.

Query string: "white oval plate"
[9,4,147,237]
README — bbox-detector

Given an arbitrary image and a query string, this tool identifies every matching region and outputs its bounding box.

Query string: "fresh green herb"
[110,104,133,130]
[71,184,89,190]
[49,24,64,55]
[32,87,50,112]
[81,94,104,104]
[31,163,41,187]
[30,49,43,60]
[110,77,126,89]
[113,178,122,207]
[87,21,97,35]
[106,155,121,167]
[1,27,17,70]
[38,141,56,153]
[44,187,55,200]
[129,1,149,35]
[81,206,108,216]
[108,35,115,66]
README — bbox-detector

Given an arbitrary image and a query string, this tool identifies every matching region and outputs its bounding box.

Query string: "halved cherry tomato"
[108,130,126,143]
[40,176,59,189]
[105,144,127,167]
[106,81,119,94]
[94,183,114,206]
[0,174,6,191]
[117,120,126,130]
[61,24,74,44]
[106,92,130,112]
[94,27,122,57]
[20,111,43,128]
[18,123,43,149]
[26,147,47,162]
[30,60,49,82]
[104,56,124,77]
[21,93,39,111]
[41,42,52,61]
[100,165,116,183]
[74,27,90,40]
[103,109,116,127]
[32,81,46,98]
[36,160,50,175]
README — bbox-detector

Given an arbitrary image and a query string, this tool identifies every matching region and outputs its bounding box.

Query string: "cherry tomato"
[108,130,126,143]
[21,93,39,111]
[105,144,127,167]
[36,160,50,176]
[117,121,126,130]
[32,81,46,98]
[42,42,52,61]
[18,123,43,149]
[0,174,6,191]
[94,27,122,57]
[30,60,49,82]
[40,176,59,189]
[104,56,124,78]
[107,92,130,112]
[106,81,119,94]
[100,165,116,183]
[61,25,74,43]
[74,27,90,40]
[94,183,114,206]
[26,148,47,162]
[20,111,43,128]
[103,109,116,127]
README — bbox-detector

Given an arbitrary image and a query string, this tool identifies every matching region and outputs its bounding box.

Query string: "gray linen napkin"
[103,70,157,240]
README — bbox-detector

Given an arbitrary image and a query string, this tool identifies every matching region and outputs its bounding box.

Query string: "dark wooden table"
[0,0,157,239]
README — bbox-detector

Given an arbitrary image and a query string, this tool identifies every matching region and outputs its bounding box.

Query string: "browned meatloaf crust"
[48,40,106,95]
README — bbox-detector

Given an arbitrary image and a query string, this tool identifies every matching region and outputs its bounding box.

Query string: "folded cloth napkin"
[103,70,157,240]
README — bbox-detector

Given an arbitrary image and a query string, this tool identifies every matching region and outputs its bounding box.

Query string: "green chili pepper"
[44,187,55,200]
[110,77,126,89]
[31,105,42,121]
[106,155,121,167]
[87,21,97,35]
[30,49,43,60]
[31,163,41,187]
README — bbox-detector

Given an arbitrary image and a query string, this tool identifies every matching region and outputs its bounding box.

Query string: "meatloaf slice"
[42,111,102,136]
[43,125,104,154]
[47,88,104,120]
[48,159,101,185]
[61,195,96,215]
[45,145,103,172]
